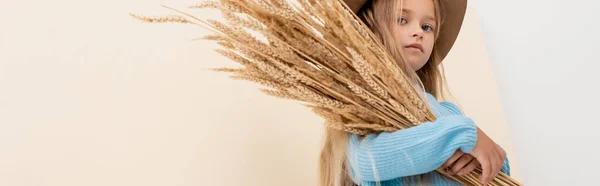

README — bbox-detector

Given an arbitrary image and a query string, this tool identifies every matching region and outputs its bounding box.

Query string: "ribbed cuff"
[453,116,478,153]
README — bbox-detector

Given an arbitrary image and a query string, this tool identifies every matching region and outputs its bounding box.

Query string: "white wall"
[0,0,519,185]
[468,1,600,185]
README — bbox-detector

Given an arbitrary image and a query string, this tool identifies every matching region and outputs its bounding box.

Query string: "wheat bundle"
[130,0,522,185]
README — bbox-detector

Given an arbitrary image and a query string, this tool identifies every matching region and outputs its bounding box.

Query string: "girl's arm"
[347,114,478,181]
[440,102,512,177]
[347,101,510,182]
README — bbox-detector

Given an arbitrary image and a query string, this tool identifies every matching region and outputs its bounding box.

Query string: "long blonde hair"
[318,0,451,185]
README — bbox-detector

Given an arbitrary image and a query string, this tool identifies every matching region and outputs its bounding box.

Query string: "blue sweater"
[346,93,510,185]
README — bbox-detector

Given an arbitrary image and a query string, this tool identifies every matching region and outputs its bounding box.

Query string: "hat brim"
[343,0,467,64]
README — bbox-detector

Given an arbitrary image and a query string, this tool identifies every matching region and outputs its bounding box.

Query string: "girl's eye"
[422,25,433,32]
[397,17,407,24]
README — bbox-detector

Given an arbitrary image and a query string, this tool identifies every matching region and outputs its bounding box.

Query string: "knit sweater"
[346,93,510,185]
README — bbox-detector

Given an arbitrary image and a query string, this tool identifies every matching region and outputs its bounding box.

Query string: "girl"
[319,0,511,185]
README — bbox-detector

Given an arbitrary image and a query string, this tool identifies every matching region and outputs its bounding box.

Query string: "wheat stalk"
[130,0,522,185]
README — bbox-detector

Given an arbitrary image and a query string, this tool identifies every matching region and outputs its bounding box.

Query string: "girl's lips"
[405,43,424,52]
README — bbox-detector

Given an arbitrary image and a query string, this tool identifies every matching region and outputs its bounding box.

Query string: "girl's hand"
[441,150,480,176]
[470,127,506,185]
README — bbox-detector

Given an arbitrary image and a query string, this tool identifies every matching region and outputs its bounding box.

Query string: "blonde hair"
[318,127,355,186]
[319,0,453,185]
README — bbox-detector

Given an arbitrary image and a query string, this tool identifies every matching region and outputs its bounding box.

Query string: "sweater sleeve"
[501,155,511,176]
[442,101,512,176]
[346,115,478,182]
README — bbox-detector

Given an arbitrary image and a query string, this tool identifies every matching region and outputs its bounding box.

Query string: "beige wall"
[0,0,518,185]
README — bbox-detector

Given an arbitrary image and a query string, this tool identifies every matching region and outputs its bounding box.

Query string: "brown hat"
[343,0,467,63]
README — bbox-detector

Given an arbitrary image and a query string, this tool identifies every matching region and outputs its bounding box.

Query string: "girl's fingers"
[480,157,491,184]
[487,152,500,184]
[456,159,479,176]
[486,157,496,184]
[491,151,503,183]
[442,150,464,168]
[451,154,473,174]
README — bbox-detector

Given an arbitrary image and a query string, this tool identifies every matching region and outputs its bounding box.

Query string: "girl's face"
[393,0,437,71]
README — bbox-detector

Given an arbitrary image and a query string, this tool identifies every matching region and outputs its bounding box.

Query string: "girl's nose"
[412,30,424,39]
[411,25,424,39]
